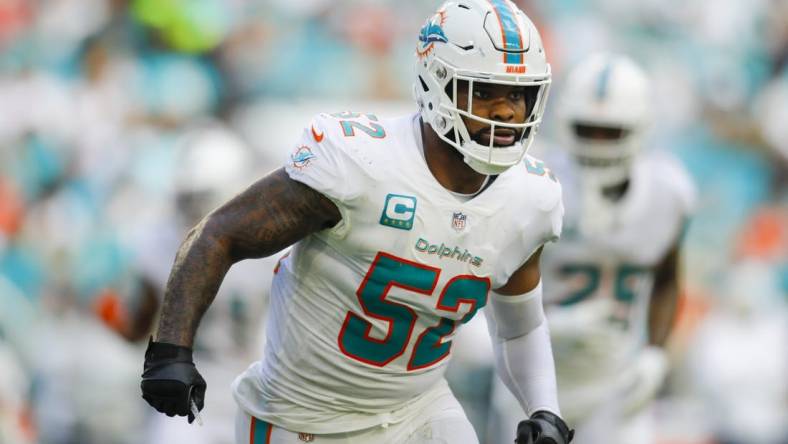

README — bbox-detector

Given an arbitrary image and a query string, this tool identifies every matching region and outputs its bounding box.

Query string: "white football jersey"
[233,112,563,434]
[540,148,695,395]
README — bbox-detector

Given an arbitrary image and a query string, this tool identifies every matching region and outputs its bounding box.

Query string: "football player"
[490,53,696,444]
[140,1,573,443]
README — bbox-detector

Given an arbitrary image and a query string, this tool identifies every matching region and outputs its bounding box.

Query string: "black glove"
[515,410,574,444]
[141,337,206,423]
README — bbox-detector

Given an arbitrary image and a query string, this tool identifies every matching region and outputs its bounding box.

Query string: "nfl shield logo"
[451,212,467,231]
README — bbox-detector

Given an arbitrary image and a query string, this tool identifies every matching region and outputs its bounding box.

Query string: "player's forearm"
[486,281,562,416]
[493,321,561,416]
[154,170,342,347]
[648,243,681,346]
[647,282,678,346]
[155,218,235,347]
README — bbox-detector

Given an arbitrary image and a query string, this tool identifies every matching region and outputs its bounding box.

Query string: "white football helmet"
[174,121,255,227]
[557,53,652,186]
[414,0,551,175]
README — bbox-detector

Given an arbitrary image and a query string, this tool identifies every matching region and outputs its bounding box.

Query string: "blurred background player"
[144,121,279,444]
[489,53,696,444]
[0,276,35,444]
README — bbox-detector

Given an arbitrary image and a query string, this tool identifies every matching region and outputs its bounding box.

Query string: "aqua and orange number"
[338,252,490,369]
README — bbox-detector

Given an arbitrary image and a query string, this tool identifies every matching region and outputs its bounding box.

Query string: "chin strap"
[464,154,517,176]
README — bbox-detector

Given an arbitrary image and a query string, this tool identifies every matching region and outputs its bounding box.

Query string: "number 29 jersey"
[232,112,563,434]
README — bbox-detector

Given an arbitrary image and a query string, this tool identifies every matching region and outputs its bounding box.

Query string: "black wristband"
[144,337,194,366]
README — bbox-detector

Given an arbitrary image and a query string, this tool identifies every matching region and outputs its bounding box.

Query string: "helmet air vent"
[419,75,429,93]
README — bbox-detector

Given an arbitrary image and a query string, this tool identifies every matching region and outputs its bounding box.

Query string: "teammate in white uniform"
[141,2,574,443]
[145,122,278,444]
[490,54,696,444]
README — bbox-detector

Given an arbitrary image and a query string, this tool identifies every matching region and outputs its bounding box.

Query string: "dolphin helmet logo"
[419,17,448,45]
[417,10,448,58]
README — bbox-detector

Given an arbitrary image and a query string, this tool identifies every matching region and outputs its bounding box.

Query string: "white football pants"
[234,388,478,444]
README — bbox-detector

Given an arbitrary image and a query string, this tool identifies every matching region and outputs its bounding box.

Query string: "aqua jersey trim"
[250,417,272,444]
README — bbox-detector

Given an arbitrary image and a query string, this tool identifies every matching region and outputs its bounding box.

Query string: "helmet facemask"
[418,59,551,175]
[568,121,642,187]
[556,53,652,188]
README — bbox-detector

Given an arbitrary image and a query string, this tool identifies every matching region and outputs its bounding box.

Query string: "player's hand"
[515,410,574,444]
[140,337,206,423]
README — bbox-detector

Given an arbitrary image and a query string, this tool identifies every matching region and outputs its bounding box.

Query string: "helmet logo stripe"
[488,0,524,64]
[596,62,614,100]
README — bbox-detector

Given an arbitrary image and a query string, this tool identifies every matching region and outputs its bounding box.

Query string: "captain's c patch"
[380,194,417,230]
